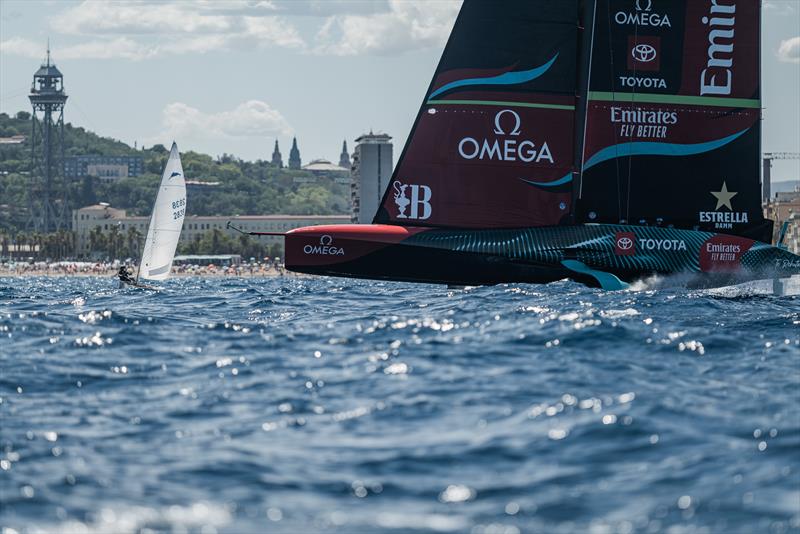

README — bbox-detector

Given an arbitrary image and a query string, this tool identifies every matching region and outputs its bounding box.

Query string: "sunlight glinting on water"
[0,276,798,533]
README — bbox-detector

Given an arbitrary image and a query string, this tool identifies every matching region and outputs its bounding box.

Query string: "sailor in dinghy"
[117,265,135,287]
[120,141,187,289]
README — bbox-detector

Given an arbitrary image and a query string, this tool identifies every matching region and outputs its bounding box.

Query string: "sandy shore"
[0,266,293,278]
[0,271,294,278]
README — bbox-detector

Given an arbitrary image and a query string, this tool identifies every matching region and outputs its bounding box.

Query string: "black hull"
[285,224,800,290]
[290,244,576,286]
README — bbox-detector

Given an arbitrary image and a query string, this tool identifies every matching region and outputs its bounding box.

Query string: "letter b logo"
[409,185,432,220]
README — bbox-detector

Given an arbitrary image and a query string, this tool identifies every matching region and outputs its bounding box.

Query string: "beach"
[0,261,288,278]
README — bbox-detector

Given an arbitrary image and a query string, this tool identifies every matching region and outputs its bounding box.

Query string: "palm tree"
[108,224,123,260]
[88,227,106,258]
[125,226,142,259]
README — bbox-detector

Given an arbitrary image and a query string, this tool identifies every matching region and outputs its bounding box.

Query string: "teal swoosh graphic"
[520,172,572,188]
[561,259,629,291]
[583,129,748,171]
[429,54,559,99]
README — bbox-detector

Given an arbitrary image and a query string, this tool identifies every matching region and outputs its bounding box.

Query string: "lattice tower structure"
[28,48,69,232]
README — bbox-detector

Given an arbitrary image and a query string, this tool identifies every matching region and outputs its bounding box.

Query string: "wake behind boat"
[120,142,186,289]
[245,0,800,290]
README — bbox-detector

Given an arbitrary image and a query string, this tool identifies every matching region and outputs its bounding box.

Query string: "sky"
[1,0,799,182]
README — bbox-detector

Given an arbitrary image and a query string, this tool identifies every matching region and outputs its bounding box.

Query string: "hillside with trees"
[0,111,350,260]
[0,111,349,228]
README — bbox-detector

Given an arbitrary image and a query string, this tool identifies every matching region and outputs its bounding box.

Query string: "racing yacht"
[255,0,800,289]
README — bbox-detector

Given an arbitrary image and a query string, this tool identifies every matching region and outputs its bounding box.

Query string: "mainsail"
[374,0,580,229]
[138,142,186,281]
[576,0,770,242]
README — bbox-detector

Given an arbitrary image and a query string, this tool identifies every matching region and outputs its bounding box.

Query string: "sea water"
[1,276,798,533]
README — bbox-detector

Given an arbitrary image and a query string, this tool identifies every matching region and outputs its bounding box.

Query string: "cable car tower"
[28,45,68,232]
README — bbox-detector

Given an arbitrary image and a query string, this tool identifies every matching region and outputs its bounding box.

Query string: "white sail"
[138,142,186,281]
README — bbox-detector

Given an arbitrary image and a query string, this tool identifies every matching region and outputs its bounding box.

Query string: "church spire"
[271,139,283,168]
[288,137,301,170]
[339,139,351,169]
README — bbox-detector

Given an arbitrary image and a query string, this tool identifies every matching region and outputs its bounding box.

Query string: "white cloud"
[57,2,230,35]
[59,37,159,61]
[777,36,800,64]
[146,100,293,150]
[36,0,304,59]
[0,36,154,61]
[2,0,459,61]
[241,17,305,49]
[314,0,460,56]
[268,0,387,17]
[0,35,251,61]
[0,37,43,59]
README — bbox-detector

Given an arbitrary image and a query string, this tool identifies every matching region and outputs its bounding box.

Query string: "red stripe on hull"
[286,224,427,267]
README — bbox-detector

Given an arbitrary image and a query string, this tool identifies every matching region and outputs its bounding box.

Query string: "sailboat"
[255,0,800,289]
[124,142,186,288]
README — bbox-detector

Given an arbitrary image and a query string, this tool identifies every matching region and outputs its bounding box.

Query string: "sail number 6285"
[172,198,186,220]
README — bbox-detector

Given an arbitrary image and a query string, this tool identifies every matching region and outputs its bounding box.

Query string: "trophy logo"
[393,181,432,220]
[393,181,411,218]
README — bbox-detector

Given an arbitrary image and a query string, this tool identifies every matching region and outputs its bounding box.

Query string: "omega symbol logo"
[632,43,657,63]
[636,0,652,12]
[493,109,521,136]
[457,108,554,164]
[617,236,634,250]
[303,234,344,255]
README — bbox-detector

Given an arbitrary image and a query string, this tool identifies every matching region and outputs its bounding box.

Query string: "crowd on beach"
[0,259,287,277]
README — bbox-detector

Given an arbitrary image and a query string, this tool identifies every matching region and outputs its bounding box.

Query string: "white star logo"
[710,181,737,211]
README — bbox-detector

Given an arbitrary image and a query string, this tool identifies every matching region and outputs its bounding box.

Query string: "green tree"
[80,176,97,206]
[88,227,106,258]
[130,227,143,258]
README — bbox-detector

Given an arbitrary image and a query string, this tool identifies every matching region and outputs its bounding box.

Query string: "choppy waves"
[1,276,799,533]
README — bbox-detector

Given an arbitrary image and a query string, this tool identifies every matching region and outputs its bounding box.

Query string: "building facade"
[351,132,393,224]
[765,187,800,253]
[64,155,144,181]
[301,159,349,183]
[72,204,350,256]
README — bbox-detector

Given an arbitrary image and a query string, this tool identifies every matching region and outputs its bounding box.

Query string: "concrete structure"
[351,132,393,223]
[288,137,302,170]
[763,153,800,202]
[64,155,144,180]
[72,204,350,255]
[0,135,26,145]
[271,140,283,168]
[301,159,350,183]
[764,187,800,253]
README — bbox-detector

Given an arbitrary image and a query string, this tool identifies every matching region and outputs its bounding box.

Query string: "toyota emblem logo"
[632,44,657,63]
[320,235,333,246]
[617,237,634,250]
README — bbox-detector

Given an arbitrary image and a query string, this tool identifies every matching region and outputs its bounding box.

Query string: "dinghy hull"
[285,224,800,289]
